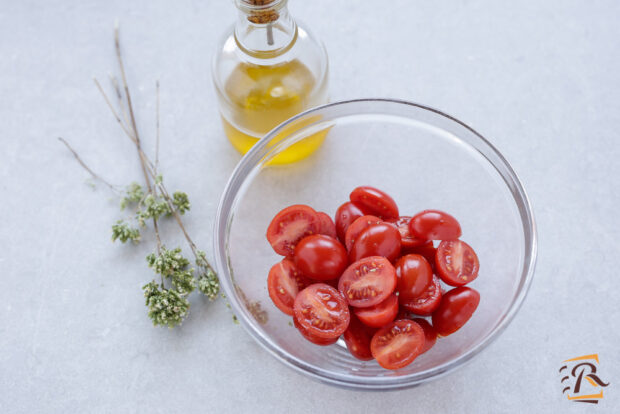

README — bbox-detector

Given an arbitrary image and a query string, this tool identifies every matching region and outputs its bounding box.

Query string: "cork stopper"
[243,0,280,24]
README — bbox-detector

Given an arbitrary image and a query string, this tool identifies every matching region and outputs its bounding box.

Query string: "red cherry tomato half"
[409,210,462,241]
[370,319,425,370]
[432,287,480,336]
[386,216,427,248]
[435,240,480,286]
[266,205,320,256]
[395,254,434,303]
[343,314,375,361]
[294,317,339,346]
[294,235,348,281]
[339,256,397,308]
[334,202,368,243]
[350,186,399,219]
[354,293,399,328]
[317,212,338,239]
[402,241,437,268]
[344,215,382,251]
[411,318,438,353]
[293,283,350,339]
[400,275,443,316]
[267,258,312,316]
[349,223,402,263]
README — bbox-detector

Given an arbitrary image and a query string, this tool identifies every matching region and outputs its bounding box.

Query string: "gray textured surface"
[1,0,619,412]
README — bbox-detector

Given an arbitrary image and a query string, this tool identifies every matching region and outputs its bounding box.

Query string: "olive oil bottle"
[213,0,329,164]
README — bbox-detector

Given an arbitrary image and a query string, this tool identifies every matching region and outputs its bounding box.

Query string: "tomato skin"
[266,205,320,256]
[294,235,348,281]
[402,241,437,268]
[354,294,398,328]
[339,256,397,308]
[344,215,382,251]
[409,210,462,241]
[400,275,443,316]
[349,223,402,263]
[294,283,350,339]
[432,287,480,336]
[294,317,339,346]
[317,212,338,239]
[343,314,375,360]
[334,202,368,243]
[387,216,428,248]
[267,258,312,316]
[411,318,438,353]
[350,186,399,219]
[395,254,434,303]
[370,319,425,370]
[435,240,480,286]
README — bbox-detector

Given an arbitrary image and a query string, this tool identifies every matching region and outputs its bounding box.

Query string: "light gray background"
[1,0,619,412]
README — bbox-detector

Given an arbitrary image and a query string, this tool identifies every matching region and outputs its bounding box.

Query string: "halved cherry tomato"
[317,212,338,239]
[294,283,350,339]
[334,202,368,243]
[412,318,437,353]
[350,186,399,219]
[436,240,480,286]
[266,205,320,256]
[395,254,433,303]
[344,215,382,251]
[343,314,376,360]
[370,319,425,369]
[294,235,348,281]
[400,275,443,316]
[402,241,437,268]
[387,216,427,248]
[349,223,402,263]
[354,294,398,328]
[294,317,339,346]
[267,258,312,316]
[409,210,462,241]
[432,287,480,336]
[339,256,397,308]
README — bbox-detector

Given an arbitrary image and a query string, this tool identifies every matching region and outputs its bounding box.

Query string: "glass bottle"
[212,0,329,164]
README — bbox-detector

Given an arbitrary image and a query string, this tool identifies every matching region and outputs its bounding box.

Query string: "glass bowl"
[213,98,537,390]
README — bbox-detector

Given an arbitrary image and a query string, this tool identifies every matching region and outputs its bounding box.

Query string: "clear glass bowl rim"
[213,98,538,390]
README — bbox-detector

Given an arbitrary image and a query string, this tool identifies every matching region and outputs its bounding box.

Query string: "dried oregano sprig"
[59,24,219,328]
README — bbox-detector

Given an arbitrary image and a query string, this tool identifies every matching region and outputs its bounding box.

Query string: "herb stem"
[58,137,121,194]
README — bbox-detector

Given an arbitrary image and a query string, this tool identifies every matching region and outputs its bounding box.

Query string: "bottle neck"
[234,0,297,59]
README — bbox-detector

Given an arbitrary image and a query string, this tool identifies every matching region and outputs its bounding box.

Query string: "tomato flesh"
[293,283,350,339]
[350,186,399,219]
[400,275,443,316]
[294,235,348,281]
[266,205,320,256]
[409,210,462,241]
[370,319,425,369]
[412,318,437,353]
[267,258,312,316]
[294,317,339,346]
[349,223,402,263]
[436,240,480,286]
[432,287,480,336]
[339,256,397,308]
[395,254,434,303]
[343,314,375,360]
[334,202,368,243]
[317,211,338,239]
[387,216,427,248]
[354,293,398,328]
[344,215,382,251]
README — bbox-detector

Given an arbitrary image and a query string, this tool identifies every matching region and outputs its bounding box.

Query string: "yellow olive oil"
[221,59,328,164]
